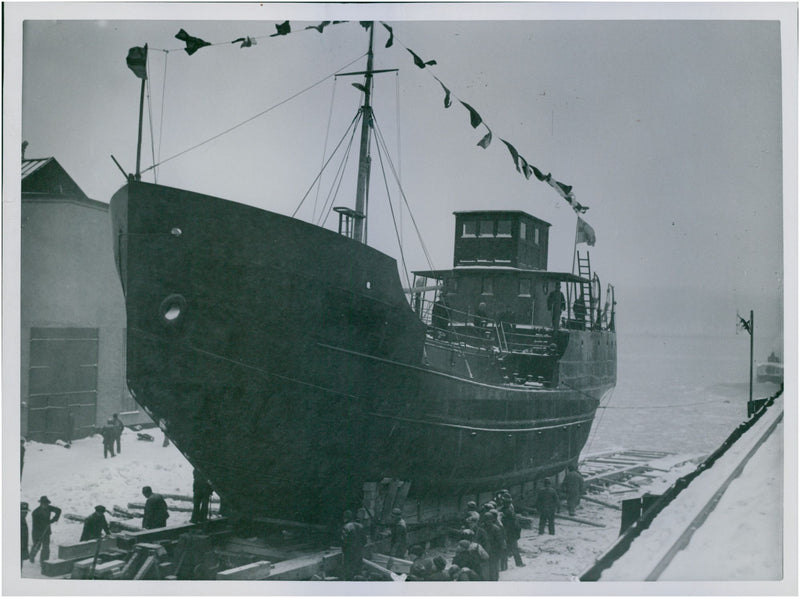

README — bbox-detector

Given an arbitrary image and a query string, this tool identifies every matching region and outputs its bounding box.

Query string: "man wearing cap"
[81,506,111,541]
[499,493,524,568]
[388,507,407,558]
[452,538,488,580]
[29,496,61,565]
[536,478,560,535]
[142,486,169,529]
[101,419,116,458]
[463,501,480,532]
[475,510,505,580]
[340,510,366,581]
[21,502,30,566]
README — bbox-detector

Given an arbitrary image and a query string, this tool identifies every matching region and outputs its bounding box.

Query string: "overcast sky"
[8,3,794,342]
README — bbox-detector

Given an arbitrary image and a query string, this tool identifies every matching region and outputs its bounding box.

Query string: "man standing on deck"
[547,284,566,330]
[29,496,61,565]
[563,465,585,516]
[141,486,169,529]
[536,478,559,535]
[388,507,407,558]
[340,510,366,580]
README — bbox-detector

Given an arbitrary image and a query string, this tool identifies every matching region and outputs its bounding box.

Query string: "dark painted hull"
[111,182,616,523]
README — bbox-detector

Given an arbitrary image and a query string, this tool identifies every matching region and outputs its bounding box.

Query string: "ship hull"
[111,182,616,523]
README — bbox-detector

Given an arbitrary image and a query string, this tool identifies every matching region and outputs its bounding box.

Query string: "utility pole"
[738,310,755,415]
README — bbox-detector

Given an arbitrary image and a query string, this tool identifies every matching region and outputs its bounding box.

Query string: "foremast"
[353,22,375,243]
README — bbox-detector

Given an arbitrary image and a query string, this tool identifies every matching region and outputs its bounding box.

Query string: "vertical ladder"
[576,251,593,328]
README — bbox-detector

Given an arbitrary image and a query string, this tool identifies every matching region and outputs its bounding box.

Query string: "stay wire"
[157,50,170,174]
[313,77,338,222]
[317,115,362,227]
[145,60,157,183]
[371,113,436,272]
[141,53,367,175]
[292,110,361,219]
[372,125,412,291]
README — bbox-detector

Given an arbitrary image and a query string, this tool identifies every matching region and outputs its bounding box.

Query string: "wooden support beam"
[216,560,274,580]
[555,514,605,528]
[132,555,157,580]
[250,516,328,533]
[265,549,342,581]
[116,517,229,550]
[581,496,622,511]
[362,558,405,581]
[127,502,220,515]
[368,553,413,574]
[58,537,118,560]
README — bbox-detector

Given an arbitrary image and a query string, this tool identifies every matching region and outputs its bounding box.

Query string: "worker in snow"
[427,555,450,580]
[111,413,124,454]
[29,496,61,566]
[476,510,505,581]
[340,510,366,581]
[452,538,489,580]
[463,501,480,532]
[406,545,436,580]
[80,505,110,541]
[499,492,524,569]
[101,419,116,458]
[536,478,560,535]
[141,486,169,529]
[190,468,214,523]
[563,464,585,516]
[21,502,29,567]
[388,507,407,558]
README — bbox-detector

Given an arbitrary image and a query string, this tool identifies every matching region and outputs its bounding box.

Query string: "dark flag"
[434,77,452,108]
[737,314,752,335]
[359,21,373,30]
[407,48,437,69]
[501,139,522,172]
[175,29,211,55]
[271,21,291,36]
[232,36,256,48]
[520,156,533,180]
[531,165,548,182]
[382,23,394,47]
[459,101,482,128]
[126,46,148,80]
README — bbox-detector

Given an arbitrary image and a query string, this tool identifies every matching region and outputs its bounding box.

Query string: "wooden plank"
[115,517,229,550]
[251,516,327,533]
[581,496,622,511]
[58,537,118,560]
[216,560,274,580]
[42,557,86,577]
[362,558,405,581]
[369,553,412,575]
[132,555,157,580]
[161,493,220,504]
[265,549,342,581]
[555,514,605,528]
[127,501,220,515]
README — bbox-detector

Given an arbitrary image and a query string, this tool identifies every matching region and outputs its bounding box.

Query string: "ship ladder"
[576,251,594,328]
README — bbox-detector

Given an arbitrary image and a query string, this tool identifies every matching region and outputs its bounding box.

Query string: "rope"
[141,53,366,175]
[156,50,170,176]
[145,60,157,183]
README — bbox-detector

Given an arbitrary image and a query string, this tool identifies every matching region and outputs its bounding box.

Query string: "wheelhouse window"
[482,277,493,295]
[462,221,477,237]
[497,220,512,237]
[534,228,540,245]
[479,220,494,237]
[520,222,527,240]
[519,279,531,296]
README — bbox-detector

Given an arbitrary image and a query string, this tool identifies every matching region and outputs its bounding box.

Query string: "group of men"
[339,467,585,582]
[100,413,125,458]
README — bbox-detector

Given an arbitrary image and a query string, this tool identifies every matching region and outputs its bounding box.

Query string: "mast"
[353,23,375,243]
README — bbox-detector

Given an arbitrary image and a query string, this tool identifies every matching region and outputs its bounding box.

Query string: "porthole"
[171,227,182,237]
[366,281,372,290]
[159,294,187,326]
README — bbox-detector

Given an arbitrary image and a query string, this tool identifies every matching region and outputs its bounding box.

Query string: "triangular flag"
[519,156,533,180]
[477,128,492,149]
[434,77,452,108]
[271,21,291,36]
[500,139,522,172]
[407,48,437,69]
[126,46,148,80]
[175,29,211,55]
[459,101,482,128]
[576,216,596,246]
[382,23,394,47]
[305,21,331,33]
[531,166,548,182]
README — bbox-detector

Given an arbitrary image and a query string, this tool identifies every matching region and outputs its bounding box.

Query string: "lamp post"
[738,310,755,415]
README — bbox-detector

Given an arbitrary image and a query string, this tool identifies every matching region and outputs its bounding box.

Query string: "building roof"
[21,157,54,180]
[21,157,92,203]
[452,210,551,227]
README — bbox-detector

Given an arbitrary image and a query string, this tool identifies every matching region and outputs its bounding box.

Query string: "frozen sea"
[584,332,781,457]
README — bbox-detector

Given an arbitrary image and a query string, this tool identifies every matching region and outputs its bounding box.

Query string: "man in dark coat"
[547,285,566,330]
[475,510,506,581]
[21,502,29,566]
[536,478,560,535]
[406,545,436,581]
[30,496,61,565]
[499,493,524,568]
[101,419,116,458]
[111,413,125,454]
[388,507,407,558]
[340,510,365,581]
[141,486,169,529]
[452,538,489,580]
[80,505,110,541]
[563,465,585,516]
[190,468,214,523]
